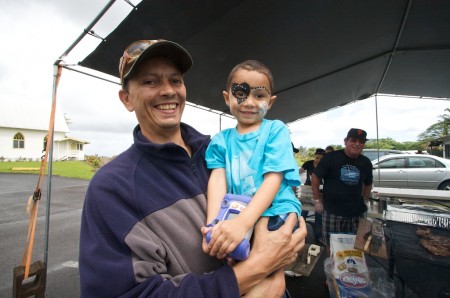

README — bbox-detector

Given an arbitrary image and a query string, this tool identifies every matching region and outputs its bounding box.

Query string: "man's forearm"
[310,174,321,202]
[233,257,269,295]
[233,216,306,295]
[362,184,372,203]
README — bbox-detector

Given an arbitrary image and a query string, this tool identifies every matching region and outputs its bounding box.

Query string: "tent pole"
[43,0,117,271]
[43,61,63,277]
[374,94,382,183]
[58,0,117,60]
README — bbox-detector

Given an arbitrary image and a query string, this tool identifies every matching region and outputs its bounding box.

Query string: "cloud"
[1,1,448,157]
[288,95,449,149]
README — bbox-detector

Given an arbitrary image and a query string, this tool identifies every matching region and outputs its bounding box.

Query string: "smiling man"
[311,128,373,256]
[79,39,306,297]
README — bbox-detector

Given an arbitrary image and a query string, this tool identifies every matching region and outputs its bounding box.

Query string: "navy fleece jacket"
[79,124,239,297]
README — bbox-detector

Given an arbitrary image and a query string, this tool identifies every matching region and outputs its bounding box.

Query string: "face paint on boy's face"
[232,83,251,104]
[231,82,271,104]
[258,101,269,117]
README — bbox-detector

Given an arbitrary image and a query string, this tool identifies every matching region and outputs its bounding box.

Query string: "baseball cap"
[346,128,368,141]
[119,39,193,86]
[315,148,326,155]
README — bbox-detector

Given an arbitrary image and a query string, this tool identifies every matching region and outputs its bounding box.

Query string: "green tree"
[396,141,426,151]
[294,145,309,165]
[364,138,427,151]
[365,138,399,149]
[418,108,450,142]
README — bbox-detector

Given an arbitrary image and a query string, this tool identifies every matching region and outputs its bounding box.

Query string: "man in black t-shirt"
[311,128,373,256]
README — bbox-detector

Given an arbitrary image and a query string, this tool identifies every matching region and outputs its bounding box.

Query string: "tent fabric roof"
[80,0,450,123]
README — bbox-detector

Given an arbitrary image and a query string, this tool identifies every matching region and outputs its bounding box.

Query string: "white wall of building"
[0,127,82,161]
[0,98,89,161]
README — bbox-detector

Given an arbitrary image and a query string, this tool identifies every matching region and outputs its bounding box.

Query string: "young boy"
[205,60,302,259]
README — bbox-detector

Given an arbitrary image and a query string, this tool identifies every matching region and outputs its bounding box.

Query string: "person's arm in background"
[311,173,323,213]
[299,166,306,174]
[362,159,373,205]
[362,183,372,205]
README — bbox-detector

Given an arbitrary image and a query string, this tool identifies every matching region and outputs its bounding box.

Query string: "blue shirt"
[206,119,301,216]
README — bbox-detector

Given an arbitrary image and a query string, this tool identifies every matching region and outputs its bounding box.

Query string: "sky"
[1,0,448,157]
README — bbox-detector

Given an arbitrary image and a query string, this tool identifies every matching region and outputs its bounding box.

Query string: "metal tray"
[385,204,450,230]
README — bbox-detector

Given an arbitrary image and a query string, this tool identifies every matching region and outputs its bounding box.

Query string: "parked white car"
[372,154,450,190]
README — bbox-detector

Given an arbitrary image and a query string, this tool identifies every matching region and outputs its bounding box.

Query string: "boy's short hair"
[226,60,274,93]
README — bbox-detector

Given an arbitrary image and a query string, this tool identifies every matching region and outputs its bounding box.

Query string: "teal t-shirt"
[205,119,302,216]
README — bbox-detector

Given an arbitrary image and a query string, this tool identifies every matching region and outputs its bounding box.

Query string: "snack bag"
[329,234,371,298]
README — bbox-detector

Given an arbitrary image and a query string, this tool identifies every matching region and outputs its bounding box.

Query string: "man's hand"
[314,200,323,213]
[232,214,307,294]
[250,214,305,270]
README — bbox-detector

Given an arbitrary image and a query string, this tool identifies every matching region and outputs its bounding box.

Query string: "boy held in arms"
[204,60,302,260]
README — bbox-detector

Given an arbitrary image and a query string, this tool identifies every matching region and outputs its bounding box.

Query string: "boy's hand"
[201,226,214,255]
[208,218,249,258]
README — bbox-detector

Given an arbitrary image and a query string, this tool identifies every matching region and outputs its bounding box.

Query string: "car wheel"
[438,180,450,191]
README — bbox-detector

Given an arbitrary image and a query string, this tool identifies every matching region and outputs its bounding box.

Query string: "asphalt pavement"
[0,173,333,298]
[0,173,88,298]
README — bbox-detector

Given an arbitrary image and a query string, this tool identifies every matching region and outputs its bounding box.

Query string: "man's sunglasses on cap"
[119,40,161,83]
[118,39,192,85]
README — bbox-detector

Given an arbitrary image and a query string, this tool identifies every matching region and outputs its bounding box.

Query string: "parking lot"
[0,173,335,297]
[0,173,88,298]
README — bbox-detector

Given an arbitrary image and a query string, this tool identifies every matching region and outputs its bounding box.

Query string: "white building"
[0,98,89,161]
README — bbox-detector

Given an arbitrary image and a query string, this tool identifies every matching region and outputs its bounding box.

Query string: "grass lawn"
[0,161,96,180]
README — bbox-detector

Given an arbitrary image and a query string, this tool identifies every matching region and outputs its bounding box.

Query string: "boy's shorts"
[267,213,300,232]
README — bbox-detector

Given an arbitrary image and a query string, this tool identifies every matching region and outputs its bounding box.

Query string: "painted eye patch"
[232,83,251,104]
[231,82,271,104]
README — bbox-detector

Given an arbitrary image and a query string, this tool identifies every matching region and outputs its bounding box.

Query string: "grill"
[385,219,450,297]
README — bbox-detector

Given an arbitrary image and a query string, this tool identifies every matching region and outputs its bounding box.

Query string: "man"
[79,39,306,297]
[299,148,326,243]
[311,128,373,256]
[325,145,334,153]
